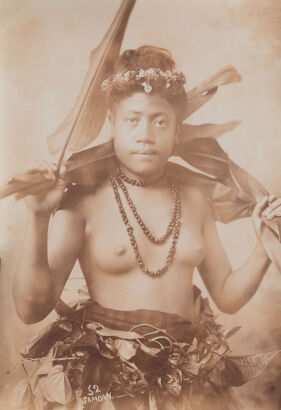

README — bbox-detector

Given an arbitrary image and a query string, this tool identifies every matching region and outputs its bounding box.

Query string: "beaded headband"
[101,68,186,95]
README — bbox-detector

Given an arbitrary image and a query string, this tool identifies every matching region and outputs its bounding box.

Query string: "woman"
[12,46,281,409]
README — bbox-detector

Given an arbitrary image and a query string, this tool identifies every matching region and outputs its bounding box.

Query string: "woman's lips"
[133,150,156,156]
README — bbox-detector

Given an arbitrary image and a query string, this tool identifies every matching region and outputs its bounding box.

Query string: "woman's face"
[110,92,179,179]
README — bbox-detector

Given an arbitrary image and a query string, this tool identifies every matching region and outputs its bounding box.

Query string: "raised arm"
[13,167,85,324]
[197,194,280,314]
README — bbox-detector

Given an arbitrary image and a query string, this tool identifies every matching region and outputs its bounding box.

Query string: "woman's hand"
[253,194,281,220]
[252,194,281,236]
[24,160,67,216]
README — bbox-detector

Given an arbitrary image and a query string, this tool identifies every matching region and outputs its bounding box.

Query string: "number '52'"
[88,385,101,395]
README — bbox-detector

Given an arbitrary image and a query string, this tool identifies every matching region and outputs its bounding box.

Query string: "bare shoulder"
[179,182,213,222]
[179,182,207,206]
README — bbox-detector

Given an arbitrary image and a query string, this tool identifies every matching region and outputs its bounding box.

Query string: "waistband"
[81,285,205,341]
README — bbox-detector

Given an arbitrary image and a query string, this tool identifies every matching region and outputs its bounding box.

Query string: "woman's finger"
[268,194,276,203]
[262,198,281,219]
[15,181,55,200]
[253,196,270,219]
[40,160,58,180]
[268,210,281,218]
[266,208,281,220]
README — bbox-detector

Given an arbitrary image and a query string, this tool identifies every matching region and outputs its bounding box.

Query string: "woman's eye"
[154,119,167,127]
[125,117,138,125]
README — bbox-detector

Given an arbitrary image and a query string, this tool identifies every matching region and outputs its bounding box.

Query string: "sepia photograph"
[1,0,281,409]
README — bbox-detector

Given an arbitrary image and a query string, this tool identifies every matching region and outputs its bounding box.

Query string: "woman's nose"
[136,121,154,143]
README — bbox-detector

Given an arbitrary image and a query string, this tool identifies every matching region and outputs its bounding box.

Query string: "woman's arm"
[197,194,279,314]
[13,207,85,324]
[13,165,85,324]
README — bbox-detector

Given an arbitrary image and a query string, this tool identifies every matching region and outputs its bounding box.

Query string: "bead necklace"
[114,170,177,244]
[116,166,165,187]
[109,173,181,277]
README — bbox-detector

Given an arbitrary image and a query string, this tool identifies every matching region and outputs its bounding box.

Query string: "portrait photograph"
[1,1,281,409]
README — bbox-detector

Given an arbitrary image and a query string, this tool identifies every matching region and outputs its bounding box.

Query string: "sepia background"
[1,0,281,408]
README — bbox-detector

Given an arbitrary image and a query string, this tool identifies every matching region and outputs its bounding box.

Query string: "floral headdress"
[101,68,186,95]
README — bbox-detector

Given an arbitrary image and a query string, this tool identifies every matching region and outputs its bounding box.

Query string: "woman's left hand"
[252,194,281,223]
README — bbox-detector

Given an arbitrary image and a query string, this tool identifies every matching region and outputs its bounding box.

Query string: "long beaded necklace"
[114,170,177,244]
[109,170,181,277]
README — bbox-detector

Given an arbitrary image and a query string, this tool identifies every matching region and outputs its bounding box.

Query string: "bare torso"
[72,178,206,322]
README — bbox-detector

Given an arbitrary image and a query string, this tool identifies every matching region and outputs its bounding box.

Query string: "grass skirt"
[9,287,279,410]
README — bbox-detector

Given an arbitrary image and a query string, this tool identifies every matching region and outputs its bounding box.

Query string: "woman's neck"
[117,164,167,188]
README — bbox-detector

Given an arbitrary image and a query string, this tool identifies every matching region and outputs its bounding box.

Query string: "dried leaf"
[100,400,116,410]
[139,343,162,357]
[203,354,224,372]
[55,299,75,316]
[162,369,182,397]
[73,332,98,348]
[181,355,201,376]
[185,65,241,118]
[96,337,116,359]
[223,350,281,386]
[66,359,87,391]
[29,349,54,380]
[115,339,138,360]
[31,375,48,401]
[180,120,241,142]
[94,326,143,340]
[9,379,33,409]
[148,392,158,410]
[104,337,117,353]
[224,326,241,339]
[21,321,71,359]
[86,322,103,331]
[29,358,53,397]
[168,352,182,366]
[187,338,198,354]
[58,321,73,332]
[47,1,136,155]
[45,365,73,404]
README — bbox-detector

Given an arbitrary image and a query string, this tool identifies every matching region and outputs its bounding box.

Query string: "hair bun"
[114,45,175,74]
[107,45,188,122]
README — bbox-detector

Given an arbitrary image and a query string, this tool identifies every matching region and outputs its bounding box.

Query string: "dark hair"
[107,46,188,122]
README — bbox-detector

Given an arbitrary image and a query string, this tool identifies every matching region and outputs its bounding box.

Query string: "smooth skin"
[13,92,281,324]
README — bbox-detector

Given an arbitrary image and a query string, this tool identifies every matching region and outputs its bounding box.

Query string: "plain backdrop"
[1,0,281,408]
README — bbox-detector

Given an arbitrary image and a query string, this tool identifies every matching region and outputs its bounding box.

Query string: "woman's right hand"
[24,161,68,216]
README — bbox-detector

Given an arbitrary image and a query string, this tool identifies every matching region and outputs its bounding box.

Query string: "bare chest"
[81,187,205,275]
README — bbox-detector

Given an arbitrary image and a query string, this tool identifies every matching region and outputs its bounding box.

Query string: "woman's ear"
[108,111,116,137]
[175,130,180,145]
[108,111,114,126]
[173,122,181,153]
